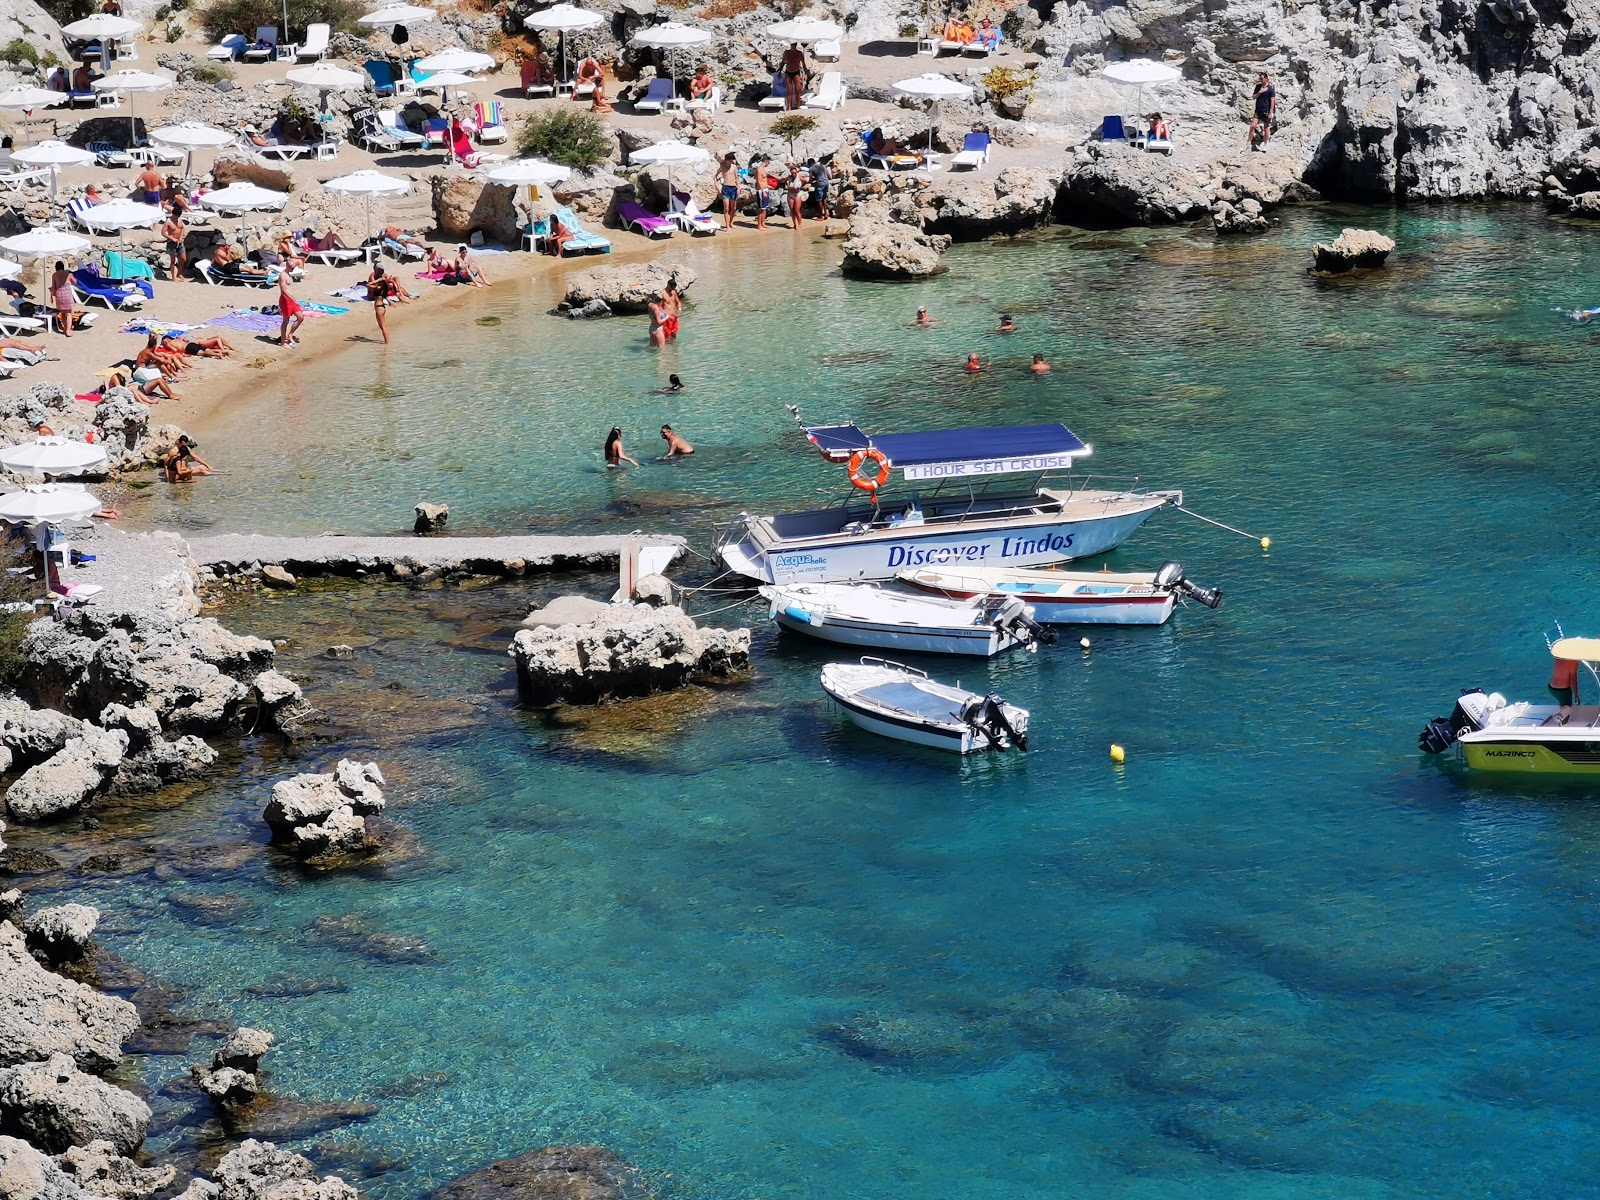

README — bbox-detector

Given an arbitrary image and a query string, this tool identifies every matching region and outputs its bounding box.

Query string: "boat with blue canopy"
[715,409,1182,585]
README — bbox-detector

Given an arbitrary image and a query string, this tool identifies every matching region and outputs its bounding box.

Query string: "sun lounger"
[938,40,965,54]
[89,141,133,168]
[379,236,426,261]
[814,39,840,61]
[0,163,49,192]
[0,315,45,336]
[243,27,278,62]
[104,251,156,286]
[668,190,718,235]
[757,72,787,111]
[379,109,426,148]
[474,101,508,143]
[352,107,400,152]
[685,85,721,111]
[68,87,97,108]
[296,237,363,266]
[296,23,330,61]
[633,77,674,114]
[410,64,435,92]
[207,33,246,60]
[521,60,555,98]
[193,260,278,287]
[365,59,399,98]
[1145,127,1173,154]
[423,117,448,149]
[72,271,144,310]
[803,71,845,111]
[551,205,610,254]
[963,34,1000,56]
[616,200,675,239]
[67,197,101,232]
[1100,114,1130,143]
[950,130,991,169]
[855,132,921,171]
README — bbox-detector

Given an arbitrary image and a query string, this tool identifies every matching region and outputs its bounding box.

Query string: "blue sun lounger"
[551,206,610,254]
[633,77,674,113]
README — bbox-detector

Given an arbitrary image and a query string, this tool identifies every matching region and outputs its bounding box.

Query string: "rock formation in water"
[428,1145,651,1200]
[510,601,751,706]
[1312,227,1398,272]
[262,762,387,862]
[561,262,697,314]
[0,920,137,1072]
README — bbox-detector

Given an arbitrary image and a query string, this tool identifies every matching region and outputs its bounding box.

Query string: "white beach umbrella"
[628,138,709,203]
[148,121,232,176]
[11,139,94,196]
[198,182,289,214]
[1101,59,1181,115]
[286,64,368,91]
[766,17,843,42]
[0,437,109,477]
[487,157,569,211]
[413,46,495,73]
[0,260,19,280]
[893,73,974,155]
[524,5,601,82]
[631,23,711,103]
[60,13,141,39]
[419,70,482,107]
[0,86,68,145]
[0,484,103,524]
[0,226,90,302]
[74,196,164,262]
[357,3,437,25]
[323,169,409,242]
[92,69,173,146]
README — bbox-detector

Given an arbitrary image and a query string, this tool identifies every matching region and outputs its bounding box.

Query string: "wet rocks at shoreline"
[559,261,696,315]
[428,1144,652,1200]
[0,1052,151,1156]
[262,761,387,863]
[191,1028,275,1109]
[1312,227,1397,273]
[0,919,137,1072]
[19,903,98,965]
[510,600,751,706]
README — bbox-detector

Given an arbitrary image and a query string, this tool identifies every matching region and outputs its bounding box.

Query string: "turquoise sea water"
[19,204,1600,1198]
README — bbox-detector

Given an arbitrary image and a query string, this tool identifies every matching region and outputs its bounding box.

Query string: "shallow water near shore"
[22,204,1600,1198]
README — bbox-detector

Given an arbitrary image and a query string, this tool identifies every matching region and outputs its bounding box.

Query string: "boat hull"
[826,692,976,753]
[817,659,1027,754]
[773,606,1016,656]
[897,568,1177,625]
[1460,735,1600,774]
[721,492,1175,585]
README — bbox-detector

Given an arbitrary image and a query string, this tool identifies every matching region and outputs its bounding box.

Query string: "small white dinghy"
[896,560,1222,626]
[819,657,1029,754]
[761,580,1047,657]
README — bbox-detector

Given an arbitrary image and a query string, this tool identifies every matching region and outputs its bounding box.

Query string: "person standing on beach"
[160,209,186,281]
[367,265,398,345]
[277,271,305,348]
[717,152,739,230]
[1248,71,1276,149]
[49,262,76,338]
[780,42,807,110]
[753,156,772,231]
[808,157,831,218]
[785,162,806,230]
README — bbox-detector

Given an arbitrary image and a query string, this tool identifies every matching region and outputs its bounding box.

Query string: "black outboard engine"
[964,694,1027,752]
[988,595,1055,647]
[1418,688,1488,755]
[1154,561,1224,611]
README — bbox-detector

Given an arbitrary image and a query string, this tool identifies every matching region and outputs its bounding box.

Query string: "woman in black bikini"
[604,427,638,468]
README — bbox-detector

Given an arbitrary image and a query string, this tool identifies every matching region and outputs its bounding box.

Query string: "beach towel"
[329,286,370,303]
[301,302,347,315]
[119,319,203,336]
[207,309,283,334]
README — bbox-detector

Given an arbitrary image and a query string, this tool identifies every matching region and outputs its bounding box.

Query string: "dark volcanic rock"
[429,1145,651,1200]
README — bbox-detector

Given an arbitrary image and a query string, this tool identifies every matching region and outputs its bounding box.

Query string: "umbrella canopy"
[198,182,289,212]
[631,21,712,47]
[286,64,369,91]
[76,198,163,231]
[893,72,975,100]
[324,170,410,241]
[0,226,91,303]
[486,159,570,186]
[357,3,437,25]
[60,13,141,39]
[0,86,67,110]
[0,261,19,281]
[93,70,174,144]
[0,484,102,525]
[766,17,843,41]
[0,438,109,478]
[524,3,601,31]
[148,122,233,148]
[1101,59,1181,86]
[11,140,94,168]
[413,46,495,73]
[629,139,711,167]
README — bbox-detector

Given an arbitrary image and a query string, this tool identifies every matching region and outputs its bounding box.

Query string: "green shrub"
[190,60,234,83]
[770,111,816,156]
[1,39,40,67]
[515,108,613,171]
[199,0,359,43]
[0,564,41,688]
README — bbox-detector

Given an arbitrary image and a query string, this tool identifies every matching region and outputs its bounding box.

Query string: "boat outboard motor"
[1154,561,1224,611]
[1418,688,1488,755]
[989,595,1055,647]
[964,694,1027,751]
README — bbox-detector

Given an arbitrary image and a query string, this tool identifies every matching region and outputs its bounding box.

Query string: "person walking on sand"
[785,162,806,230]
[277,271,305,347]
[658,425,694,459]
[780,41,807,111]
[604,426,638,468]
[367,265,399,345]
[49,262,76,337]
[1248,71,1276,149]
[647,296,669,348]
[717,152,740,229]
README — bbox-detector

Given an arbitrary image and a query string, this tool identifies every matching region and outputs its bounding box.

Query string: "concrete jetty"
[185,533,686,580]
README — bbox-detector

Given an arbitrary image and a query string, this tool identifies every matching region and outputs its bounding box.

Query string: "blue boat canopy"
[805,422,1091,482]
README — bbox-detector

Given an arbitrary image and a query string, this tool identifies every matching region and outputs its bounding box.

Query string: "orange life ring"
[848,447,891,492]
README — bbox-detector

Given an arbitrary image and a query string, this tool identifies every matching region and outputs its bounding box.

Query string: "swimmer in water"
[964,352,989,373]
[658,424,695,459]
[653,373,685,394]
[913,306,934,327]
[604,426,639,468]
[996,313,1016,333]
[1030,352,1051,374]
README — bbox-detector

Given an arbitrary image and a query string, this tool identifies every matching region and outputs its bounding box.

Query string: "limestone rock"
[98,703,217,796]
[1060,151,1212,225]
[251,672,310,733]
[631,574,673,608]
[0,1134,93,1200]
[551,170,630,223]
[211,158,293,194]
[431,176,518,246]
[924,167,1059,239]
[413,503,448,534]
[561,262,695,314]
[428,1145,649,1200]
[191,1064,259,1107]
[521,597,612,629]
[4,728,129,822]
[20,904,98,964]
[260,566,296,591]
[1212,199,1270,235]
[0,707,86,769]
[840,210,950,279]
[209,1139,359,1200]
[0,921,138,1071]
[1312,227,1396,273]
[262,761,387,861]
[564,299,612,320]
[509,603,749,705]
[56,1141,175,1200]
[0,1053,150,1156]
[215,1028,275,1073]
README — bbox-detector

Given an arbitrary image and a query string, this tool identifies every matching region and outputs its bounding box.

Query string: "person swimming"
[604,426,638,468]
[995,313,1016,333]
[1030,352,1051,374]
[964,352,989,373]
[913,306,934,327]
[659,425,694,460]
[652,374,685,394]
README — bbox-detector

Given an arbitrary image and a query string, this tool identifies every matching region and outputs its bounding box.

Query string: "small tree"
[516,107,613,171]
[200,0,360,43]
[770,112,817,160]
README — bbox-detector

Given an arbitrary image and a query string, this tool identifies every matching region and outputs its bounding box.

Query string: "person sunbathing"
[100,368,177,404]
[689,65,715,104]
[867,128,918,160]
[976,18,1000,48]
[212,245,270,280]
[275,234,307,272]
[453,246,489,289]
[575,57,602,94]
[1148,112,1171,139]
[137,334,187,376]
[529,52,555,88]
[942,17,962,40]
[380,226,426,253]
[0,336,45,355]
[548,214,575,257]
[302,229,350,252]
[590,75,614,114]
[163,333,235,359]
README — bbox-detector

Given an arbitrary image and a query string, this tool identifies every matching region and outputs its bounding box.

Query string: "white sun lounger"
[803,71,845,111]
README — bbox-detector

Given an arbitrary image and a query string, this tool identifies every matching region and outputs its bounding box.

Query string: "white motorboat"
[1419,636,1600,776]
[716,411,1181,585]
[819,657,1029,754]
[896,561,1222,626]
[761,580,1047,657]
